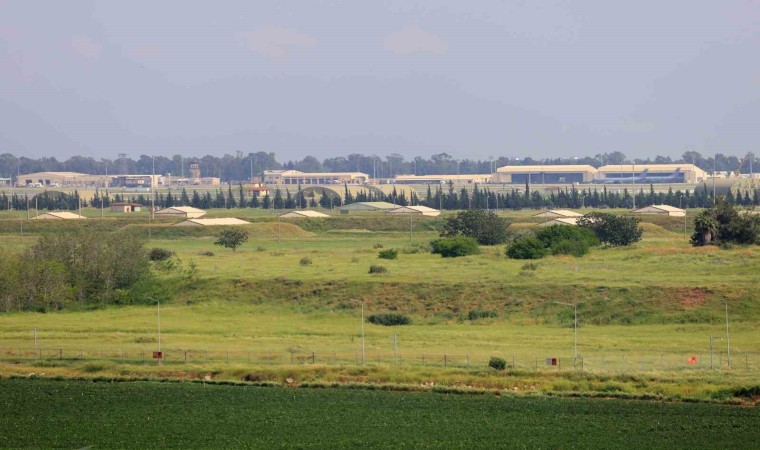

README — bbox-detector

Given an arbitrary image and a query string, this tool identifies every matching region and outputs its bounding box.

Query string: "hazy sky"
[1,1,757,161]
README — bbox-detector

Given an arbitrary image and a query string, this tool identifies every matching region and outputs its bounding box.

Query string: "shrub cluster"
[430,236,481,258]
[691,197,760,246]
[368,265,388,274]
[578,212,642,247]
[377,249,398,260]
[467,310,499,320]
[148,248,175,261]
[299,257,313,266]
[441,210,511,245]
[488,357,507,371]
[536,225,599,256]
[506,237,548,260]
[367,313,410,326]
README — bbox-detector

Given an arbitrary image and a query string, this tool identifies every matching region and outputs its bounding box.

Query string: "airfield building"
[110,202,143,213]
[533,209,582,218]
[597,164,706,183]
[174,218,250,226]
[263,170,368,185]
[492,165,597,184]
[392,174,492,184]
[279,210,330,218]
[540,217,579,226]
[153,206,207,219]
[30,211,86,220]
[631,205,686,217]
[385,205,441,216]
[339,201,398,214]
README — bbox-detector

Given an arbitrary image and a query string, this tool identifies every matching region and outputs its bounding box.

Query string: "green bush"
[148,247,174,261]
[377,249,398,260]
[299,257,313,266]
[506,237,548,260]
[521,262,539,271]
[367,313,410,326]
[578,212,642,247]
[430,236,480,258]
[368,265,388,274]
[536,225,599,256]
[488,357,507,371]
[441,210,511,245]
[467,310,499,320]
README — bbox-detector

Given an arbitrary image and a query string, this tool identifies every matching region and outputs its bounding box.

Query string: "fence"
[1,347,757,373]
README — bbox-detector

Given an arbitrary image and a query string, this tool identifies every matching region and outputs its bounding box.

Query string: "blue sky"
[1,1,757,160]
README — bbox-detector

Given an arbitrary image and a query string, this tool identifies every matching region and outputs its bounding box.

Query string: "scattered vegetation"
[299,257,313,266]
[467,310,499,321]
[148,247,175,261]
[691,197,760,246]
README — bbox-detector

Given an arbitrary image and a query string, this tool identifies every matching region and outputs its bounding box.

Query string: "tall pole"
[631,163,636,210]
[157,299,161,366]
[725,303,730,368]
[712,154,716,205]
[361,301,365,365]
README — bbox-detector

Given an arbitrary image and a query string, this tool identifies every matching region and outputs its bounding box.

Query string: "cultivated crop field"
[1,379,757,449]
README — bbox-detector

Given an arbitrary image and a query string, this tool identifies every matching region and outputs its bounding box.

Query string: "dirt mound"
[639,222,674,237]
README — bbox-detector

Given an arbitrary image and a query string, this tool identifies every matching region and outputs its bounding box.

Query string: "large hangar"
[597,164,706,183]
[492,165,597,184]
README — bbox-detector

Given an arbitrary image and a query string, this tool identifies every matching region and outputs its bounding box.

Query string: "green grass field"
[0,209,758,405]
[0,379,757,449]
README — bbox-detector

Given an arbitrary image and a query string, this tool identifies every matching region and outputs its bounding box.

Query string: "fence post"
[512,355,515,369]
[184,351,188,364]
[559,358,561,370]
[59,349,63,360]
[660,354,664,371]
[444,354,447,367]
[467,354,470,368]
[312,352,316,364]
[226,351,229,364]
[121,348,124,364]
[746,353,749,370]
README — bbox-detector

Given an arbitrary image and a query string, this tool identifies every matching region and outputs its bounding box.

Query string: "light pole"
[710,335,722,369]
[361,300,365,365]
[556,301,579,368]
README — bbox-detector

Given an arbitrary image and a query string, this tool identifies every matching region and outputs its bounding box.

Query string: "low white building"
[174,218,251,226]
[153,206,207,219]
[279,210,330,218]
[385,205,441,216]
[30,212,86,220]
[631,205,686,217]
[540,217,579,226]
[339,201,398,214]
[533,209,582,218]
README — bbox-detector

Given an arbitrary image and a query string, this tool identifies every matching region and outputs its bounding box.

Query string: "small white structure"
[631,205,686,217]
[154,206,206,219]
[385,205,441,217]
[174,218,251,226]
[533,209,582,218]
[30,211,86,220]
[110,202,143,213]
[279,210,330,218]
[540,217,579,226]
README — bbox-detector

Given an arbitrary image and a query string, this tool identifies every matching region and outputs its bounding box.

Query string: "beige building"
[153,206,206,219]
[30,211,86,220]
[385,205,441,216]
[597,164,706,183]
[174,218,250,226]
[492,165,598,184]
[263,170,368,185]
[17,172,107,187]
[279,210,330,218]
[631,205,686,217]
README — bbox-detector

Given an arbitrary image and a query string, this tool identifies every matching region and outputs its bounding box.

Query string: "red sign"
[153,351,163,359]
[687,356,697,365]
[546,358,558,366]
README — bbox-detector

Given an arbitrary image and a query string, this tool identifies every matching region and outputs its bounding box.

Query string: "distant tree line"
[3,181,760,212]
[1,150,757,182]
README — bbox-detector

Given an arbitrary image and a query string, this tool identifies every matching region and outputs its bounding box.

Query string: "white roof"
[540,217,579,226]
[340,201,398,210]
[496,165,597,174]
[155,206,207,214]
[633,205,685,213]
[279,210,330,218]
[31,211,86,220]
[533,209,582,218]
[177,218,251,226]
[598,164,705,174]
[387,205,440,213]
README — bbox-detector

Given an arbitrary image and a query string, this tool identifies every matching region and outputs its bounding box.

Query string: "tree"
[691,209,719,246]
[536,225,599,256]
[441,210,510,245]
[214,228,249,252]
[692,197,760,246]
[577,212,642,247]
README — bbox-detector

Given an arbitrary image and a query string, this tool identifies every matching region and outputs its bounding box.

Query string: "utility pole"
[713,154,716,205]
[157,299,161,366]
[361,301,365,365]
[725,303,731,368]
